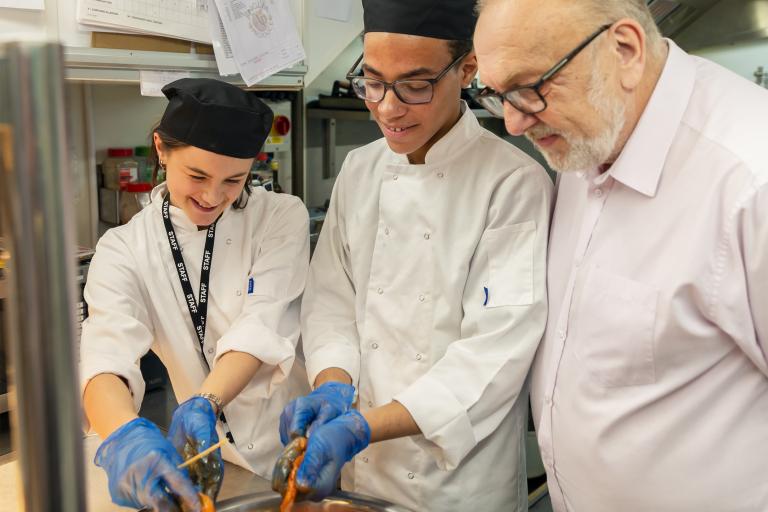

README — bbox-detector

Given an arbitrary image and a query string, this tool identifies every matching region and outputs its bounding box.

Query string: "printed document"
[213,0,305,86]
[207,0,238,76]
[76,0,212,43]
[0,0,44,10]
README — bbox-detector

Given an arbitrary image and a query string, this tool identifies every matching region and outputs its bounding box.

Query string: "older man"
[475,1,768,511]
[272,1,552,510]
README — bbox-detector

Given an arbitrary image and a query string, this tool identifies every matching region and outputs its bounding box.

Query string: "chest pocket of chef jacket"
[483,221,536,307]
[573,266,658,387]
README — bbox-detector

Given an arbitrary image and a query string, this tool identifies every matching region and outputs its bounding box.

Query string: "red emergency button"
[273,115,291,136]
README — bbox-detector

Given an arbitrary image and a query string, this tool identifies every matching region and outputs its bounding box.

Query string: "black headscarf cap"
[362,0,477,41]
[158,78,274,159]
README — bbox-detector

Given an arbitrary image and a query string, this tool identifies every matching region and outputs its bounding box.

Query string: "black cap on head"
[362,0,477,41]
[158,78,274,159]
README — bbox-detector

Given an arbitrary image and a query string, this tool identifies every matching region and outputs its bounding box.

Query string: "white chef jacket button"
[236,290,242,296]
[416,353,422,361]
[367,400,373,408]
[248,443,254,450]
[371,342,379,349]
[418,294,425,302]
[226,238,233,245]
[363,457,369,463]
[423,233,431,240]
[595,189,603,197]
[544,395,552,405]
[393,175,399,181]
[208,348,214,354]
[437,172,444,178]
[377,287,384,295]
[557,330,565,340]
[407,472,415,480]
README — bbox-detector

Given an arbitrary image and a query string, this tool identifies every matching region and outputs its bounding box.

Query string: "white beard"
[526,69,626,173]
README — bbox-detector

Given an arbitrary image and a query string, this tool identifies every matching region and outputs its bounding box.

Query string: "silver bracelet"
[195,392,223,417]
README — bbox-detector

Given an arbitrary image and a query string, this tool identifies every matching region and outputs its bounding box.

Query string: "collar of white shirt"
[585,39,696,197]
[389,100,483,166]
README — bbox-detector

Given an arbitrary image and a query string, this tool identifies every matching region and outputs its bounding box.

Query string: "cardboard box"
[91,32,214,55]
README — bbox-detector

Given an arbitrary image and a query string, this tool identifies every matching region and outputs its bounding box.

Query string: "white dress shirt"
[302,104,553,511]
[532,40,768,511]
[80,184,310,478]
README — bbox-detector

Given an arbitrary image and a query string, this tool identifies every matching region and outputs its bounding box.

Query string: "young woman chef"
[80,78,309,512]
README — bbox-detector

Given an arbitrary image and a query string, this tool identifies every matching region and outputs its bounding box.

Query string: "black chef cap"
[363,0,477,41]
[158,78,274,159]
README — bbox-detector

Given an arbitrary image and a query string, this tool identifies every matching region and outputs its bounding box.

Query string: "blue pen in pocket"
[483,286,489,306]
[247,277,254,295]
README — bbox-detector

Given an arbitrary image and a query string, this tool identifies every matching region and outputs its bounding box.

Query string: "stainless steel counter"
[0,434,274,511]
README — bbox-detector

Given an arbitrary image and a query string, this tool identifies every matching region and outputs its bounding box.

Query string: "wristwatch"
[195,392,224,417]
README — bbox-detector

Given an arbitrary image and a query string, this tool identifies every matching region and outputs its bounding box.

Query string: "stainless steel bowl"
[216,491,414,512]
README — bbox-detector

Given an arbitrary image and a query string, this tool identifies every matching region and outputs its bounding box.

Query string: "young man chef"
[273,1,553,510]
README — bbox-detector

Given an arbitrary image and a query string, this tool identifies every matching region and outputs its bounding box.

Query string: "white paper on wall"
[0,0,44,10]
[207,0,239,77]
[213,0,305,86]
[76,0,212,43]
[140,70,191,97]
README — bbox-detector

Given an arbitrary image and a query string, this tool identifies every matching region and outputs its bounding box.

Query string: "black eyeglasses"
[346,51,469,105]
[476,23,613,117]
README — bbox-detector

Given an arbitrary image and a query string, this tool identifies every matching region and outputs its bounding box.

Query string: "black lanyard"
[162,194,217,370]
[162,195,235,443]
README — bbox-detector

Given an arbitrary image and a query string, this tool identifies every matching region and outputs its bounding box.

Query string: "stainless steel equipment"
[217,491,414,512]
[649,0,768,50]
[0,41,87,511]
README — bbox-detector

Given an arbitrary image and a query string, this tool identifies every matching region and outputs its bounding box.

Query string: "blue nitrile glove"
[167,396,223,500]
[94,417,201,512]
[296,410,371,501]
[279,382,355,445]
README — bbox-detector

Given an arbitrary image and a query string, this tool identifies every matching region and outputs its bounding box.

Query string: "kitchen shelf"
[307,107,503,178]
[64,47,306,89]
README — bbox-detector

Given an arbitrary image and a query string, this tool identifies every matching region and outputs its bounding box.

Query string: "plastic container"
[119,182,153,224]
[134,146,152,183]
[102,148,139,191]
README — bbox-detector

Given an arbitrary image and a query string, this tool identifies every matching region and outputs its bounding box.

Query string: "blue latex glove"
[94,417,201,512]
[279,382,355,445]
[296,410,371,500]
[167,396,223,500]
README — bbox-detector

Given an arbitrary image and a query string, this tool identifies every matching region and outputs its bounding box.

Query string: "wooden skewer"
[177,438,228,469]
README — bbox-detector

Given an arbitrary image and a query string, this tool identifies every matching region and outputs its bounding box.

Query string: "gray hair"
[475,0,665,58]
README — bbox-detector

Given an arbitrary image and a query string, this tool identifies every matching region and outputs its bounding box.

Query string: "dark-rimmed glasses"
[476,23,613,117]
[346,51,469,105]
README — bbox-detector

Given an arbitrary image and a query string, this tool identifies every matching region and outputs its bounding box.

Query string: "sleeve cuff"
[393,373,476,471]
[305,341,361,389]
[215,323,297,398]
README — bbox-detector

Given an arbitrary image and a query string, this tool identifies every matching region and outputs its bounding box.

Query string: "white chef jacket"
[80,183,310,479]
[302,104,553,512]
[532,40,768,511]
